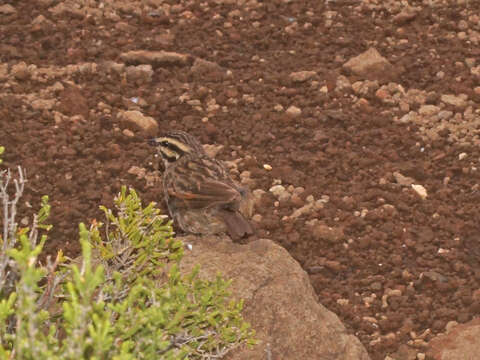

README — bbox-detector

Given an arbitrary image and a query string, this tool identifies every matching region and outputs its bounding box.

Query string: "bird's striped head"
[148,131,205,166]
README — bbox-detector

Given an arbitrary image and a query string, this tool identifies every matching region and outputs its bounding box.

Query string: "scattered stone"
[49,2,84,18]
[458,152,467,160]
[0,4,16,14]
[343,47,400,82]
[290,203,314,219]
[286,105,302,117]
[411,184,427,199]
[119,50,190,67]
[263,164,272,171]
[311,224,344,243]
[122,129,134,137]
[31,98,55,111]
[126,64,154,83]
[274,104,284,112]
[121,110,158,135]
[269,185,290,202]
[289,70,317,82]
[115,21,137,32]
[427,318,480,360]
[393,171,415,186]
[335,75,351,91]
[421,270,447,283]
[440,94,468,108]
[11,62,30,80]
[393,7,418,25]
[190,58,223,76]
[252,214,263,222]
[102,61,126,75]
[202,144,224,158]
[418,105,440,117]
[127,166,146,178]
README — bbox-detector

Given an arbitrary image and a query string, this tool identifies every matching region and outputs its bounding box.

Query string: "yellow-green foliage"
[0,176,256,359]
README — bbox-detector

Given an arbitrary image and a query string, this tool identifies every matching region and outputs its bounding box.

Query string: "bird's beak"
[148,138,158,146]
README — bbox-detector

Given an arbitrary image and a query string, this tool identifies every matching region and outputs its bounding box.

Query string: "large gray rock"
[179,235,371,360]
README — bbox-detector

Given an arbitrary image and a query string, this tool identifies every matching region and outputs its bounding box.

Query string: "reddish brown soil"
[2,1,480,358]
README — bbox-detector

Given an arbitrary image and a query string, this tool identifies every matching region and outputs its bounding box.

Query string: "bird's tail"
[218,210,255,241]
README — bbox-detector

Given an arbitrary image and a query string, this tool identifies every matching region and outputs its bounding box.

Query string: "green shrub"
[0,160,256,359]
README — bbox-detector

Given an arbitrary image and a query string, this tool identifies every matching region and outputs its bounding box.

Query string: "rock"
[126,64,154,83]
[179,236,371,360]
[427,318,480,360]
[285,105,302,117]
[290,203,314,219]
[11,62,30,80]
[440,94,468,108]
[115,21,137,32]
[102,61,126,75]
[121,110,158,135]
[190,58,223,76]
[31,99,55,111]
[32,14,48,25]
[49,2,85,18]
[311,224,344,243]
[0,4,16,14]
[202,144,224,158]
[418,105,440,117]
[289,70,317,82]
[411,184,427,200]
[393,171,415,186]
[119,50,190,67]
[343,47,400,82]
[269,185,290,202]
[335,75,352,91]
[392,7,418,25]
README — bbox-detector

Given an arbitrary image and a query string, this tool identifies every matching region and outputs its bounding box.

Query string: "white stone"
[286,105,302,117]
[411,184,427,199]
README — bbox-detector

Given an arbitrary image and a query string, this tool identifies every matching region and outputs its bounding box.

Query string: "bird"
[148,131,254,240]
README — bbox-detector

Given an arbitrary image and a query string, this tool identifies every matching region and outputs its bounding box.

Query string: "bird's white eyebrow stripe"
[155,137,191,153]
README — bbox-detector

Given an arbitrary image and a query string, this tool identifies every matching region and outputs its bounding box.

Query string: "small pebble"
[411,184,427,199]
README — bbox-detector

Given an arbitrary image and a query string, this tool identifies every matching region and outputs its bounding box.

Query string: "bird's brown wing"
[165,156,241,210]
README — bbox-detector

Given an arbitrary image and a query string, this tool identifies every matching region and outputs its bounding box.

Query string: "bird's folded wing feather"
[168,177,239,209]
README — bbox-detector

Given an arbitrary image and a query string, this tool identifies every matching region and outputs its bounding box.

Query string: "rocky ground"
[1,0,480,359]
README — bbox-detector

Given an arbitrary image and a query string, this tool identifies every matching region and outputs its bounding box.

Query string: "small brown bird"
[149,131,254,240]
